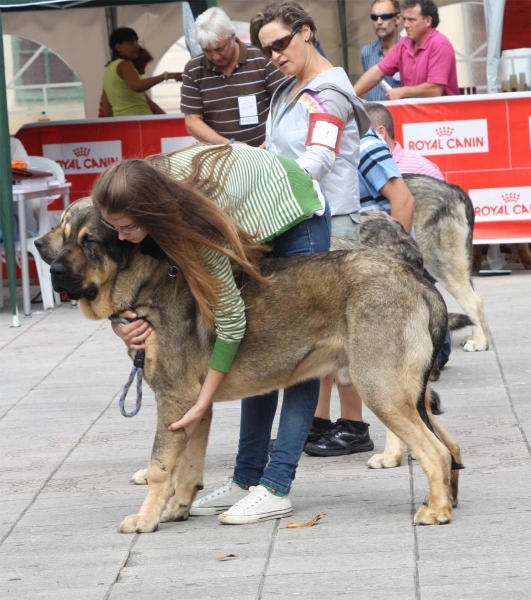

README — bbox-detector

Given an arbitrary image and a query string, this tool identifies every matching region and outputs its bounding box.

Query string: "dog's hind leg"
[424,388,462,508]
[431,251,489,352]
[161,407,212,523]
[367,429,404,469]
[442,276,489,351]
[379,404,454,525]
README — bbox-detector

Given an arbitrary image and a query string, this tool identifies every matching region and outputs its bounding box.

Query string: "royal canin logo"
[435,127,454,137]
[403,119,489,156]
[43,141,122,174]
[470,186,531,222]
[502,193,519,203]
[73,147,91,157]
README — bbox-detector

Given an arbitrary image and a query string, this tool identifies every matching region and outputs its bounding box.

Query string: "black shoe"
[304,419,374,457]
[270,418,333,452]
[306,419,333,444]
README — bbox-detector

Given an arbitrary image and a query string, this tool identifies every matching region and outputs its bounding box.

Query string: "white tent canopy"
[2,0,487,119]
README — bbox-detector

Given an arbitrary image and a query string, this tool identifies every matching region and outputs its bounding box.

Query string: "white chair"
[0,156,65,310]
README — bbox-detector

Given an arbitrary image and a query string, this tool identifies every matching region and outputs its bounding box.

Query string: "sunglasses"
[261,25,302,59]
[101,218,141,234]
[370,12,399,21]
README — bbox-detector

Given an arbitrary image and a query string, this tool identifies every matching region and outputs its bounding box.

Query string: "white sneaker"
[218,485,293,525]
[190,477,249,516]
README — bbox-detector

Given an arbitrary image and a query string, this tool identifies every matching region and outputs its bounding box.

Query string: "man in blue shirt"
[358,128,413,230]
[360,0,402,101]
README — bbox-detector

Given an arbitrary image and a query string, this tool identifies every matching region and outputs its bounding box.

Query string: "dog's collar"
[138,236,178,277]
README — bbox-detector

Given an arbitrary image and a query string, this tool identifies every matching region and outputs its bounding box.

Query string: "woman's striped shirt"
[167,145,323,372]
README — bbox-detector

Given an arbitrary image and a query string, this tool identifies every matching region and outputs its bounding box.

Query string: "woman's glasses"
[370,12,398,21]
[101,218,140,234]
[261,26,302,59]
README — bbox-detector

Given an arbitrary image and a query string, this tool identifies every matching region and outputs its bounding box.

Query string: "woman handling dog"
[252,2,374,455]
[98,0,369,525]
[186,1,369,521]
[94,143,331,524]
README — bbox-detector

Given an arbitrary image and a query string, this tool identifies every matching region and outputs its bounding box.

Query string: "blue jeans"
[234,205,331,494]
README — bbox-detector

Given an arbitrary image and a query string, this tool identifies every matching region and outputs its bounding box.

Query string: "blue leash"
[109,316,145,418]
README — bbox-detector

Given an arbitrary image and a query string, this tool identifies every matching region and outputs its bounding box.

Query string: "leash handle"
[118,362,143,417]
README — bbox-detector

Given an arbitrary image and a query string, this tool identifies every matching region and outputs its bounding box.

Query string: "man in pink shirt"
[354,0,458,99]
[365,102,445,179]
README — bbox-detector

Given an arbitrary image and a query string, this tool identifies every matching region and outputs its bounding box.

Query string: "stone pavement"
[0,269,530,600]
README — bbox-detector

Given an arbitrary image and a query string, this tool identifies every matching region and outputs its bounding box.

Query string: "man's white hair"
[194,7,236,48]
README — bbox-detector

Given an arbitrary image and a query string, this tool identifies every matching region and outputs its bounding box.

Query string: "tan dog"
[37,202,463,533]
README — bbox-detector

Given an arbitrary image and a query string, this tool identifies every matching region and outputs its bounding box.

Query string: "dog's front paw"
[118,513,159,534]
[414,504,451,525]
[130,469,148,485]
[367,452,403,469]
[460,336,488,352]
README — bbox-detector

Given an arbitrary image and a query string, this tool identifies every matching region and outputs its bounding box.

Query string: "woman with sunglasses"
[97,142,331,525]
[102,27,182,117]
[249,2,374,452]
[183,2,371,525]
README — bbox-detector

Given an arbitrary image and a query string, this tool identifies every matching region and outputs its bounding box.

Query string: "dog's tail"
[417,288,464,470]
[416,387,464,470]
[448,313,474,331]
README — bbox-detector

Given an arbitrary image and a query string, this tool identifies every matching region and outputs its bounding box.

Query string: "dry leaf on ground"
[285,513,325,528]
[216,553,237,561]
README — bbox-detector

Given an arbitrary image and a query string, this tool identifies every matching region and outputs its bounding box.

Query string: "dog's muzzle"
[50,262,98,300]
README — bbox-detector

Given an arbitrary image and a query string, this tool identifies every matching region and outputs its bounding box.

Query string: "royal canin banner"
[42,141,122,174]
[389,92,531,244]
[16,94,531,245]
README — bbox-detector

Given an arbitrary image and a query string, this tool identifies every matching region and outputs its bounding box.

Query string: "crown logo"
[502,192,519,203]
[435,126,454,137]
[73,147,91,157]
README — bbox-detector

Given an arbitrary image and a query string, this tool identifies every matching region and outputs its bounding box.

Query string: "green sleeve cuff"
[209,338,241,372]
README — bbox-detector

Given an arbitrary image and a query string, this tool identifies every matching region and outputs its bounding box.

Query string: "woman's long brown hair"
[92,145,269,325]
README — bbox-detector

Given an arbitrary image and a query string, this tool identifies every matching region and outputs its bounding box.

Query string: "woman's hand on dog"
[111,310,153,350]
[168,367,226,439]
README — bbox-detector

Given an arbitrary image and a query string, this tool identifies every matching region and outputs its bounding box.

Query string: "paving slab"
[0,270,530,599]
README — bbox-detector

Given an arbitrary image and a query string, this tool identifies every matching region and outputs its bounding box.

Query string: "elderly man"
[181,7,285,146]
[361,0,403,101]
[364,102,444,179]
[355,0,458,100]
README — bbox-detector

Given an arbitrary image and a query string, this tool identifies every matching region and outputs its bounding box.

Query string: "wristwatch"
[163,71,169,81]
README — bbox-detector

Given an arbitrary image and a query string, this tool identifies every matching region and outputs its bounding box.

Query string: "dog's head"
[38,205,135,306]
[35,197,94,264]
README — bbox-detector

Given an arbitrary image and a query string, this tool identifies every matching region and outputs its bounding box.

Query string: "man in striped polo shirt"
[365,102,444,179]
[181,7,285,146]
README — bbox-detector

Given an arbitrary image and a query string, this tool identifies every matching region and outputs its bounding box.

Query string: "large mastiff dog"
[37,202,463,533]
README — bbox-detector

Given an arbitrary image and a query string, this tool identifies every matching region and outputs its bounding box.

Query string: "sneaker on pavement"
[218,485,293,525]
[304,419,374,457]
[190,477,249,516]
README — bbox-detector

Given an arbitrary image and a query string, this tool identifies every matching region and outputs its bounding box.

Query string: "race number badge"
[238,95,259,126]
[305,113,345,152]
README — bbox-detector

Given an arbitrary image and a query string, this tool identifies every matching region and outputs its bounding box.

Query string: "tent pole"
[0,9,20,327]
[337,0,349,74]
